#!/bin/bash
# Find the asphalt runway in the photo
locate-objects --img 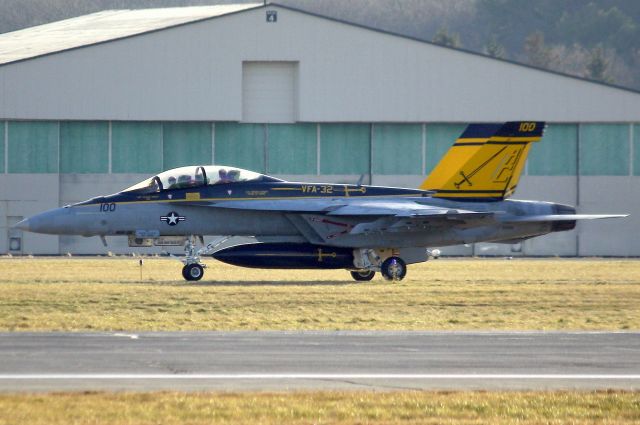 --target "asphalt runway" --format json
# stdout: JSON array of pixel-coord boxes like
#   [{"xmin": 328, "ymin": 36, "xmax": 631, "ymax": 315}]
[{"xmin": 0, "ymin": 331, "xmax": 638, "ymax": 392}]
